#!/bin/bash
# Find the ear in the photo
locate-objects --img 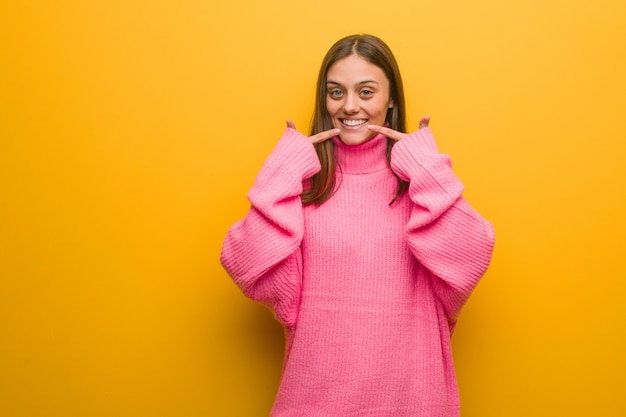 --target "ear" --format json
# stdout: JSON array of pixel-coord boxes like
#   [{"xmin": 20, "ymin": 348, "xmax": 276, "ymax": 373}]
[{"xmin": 388, "ymin": 98, "xmax": 394, "ymax": 109}]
